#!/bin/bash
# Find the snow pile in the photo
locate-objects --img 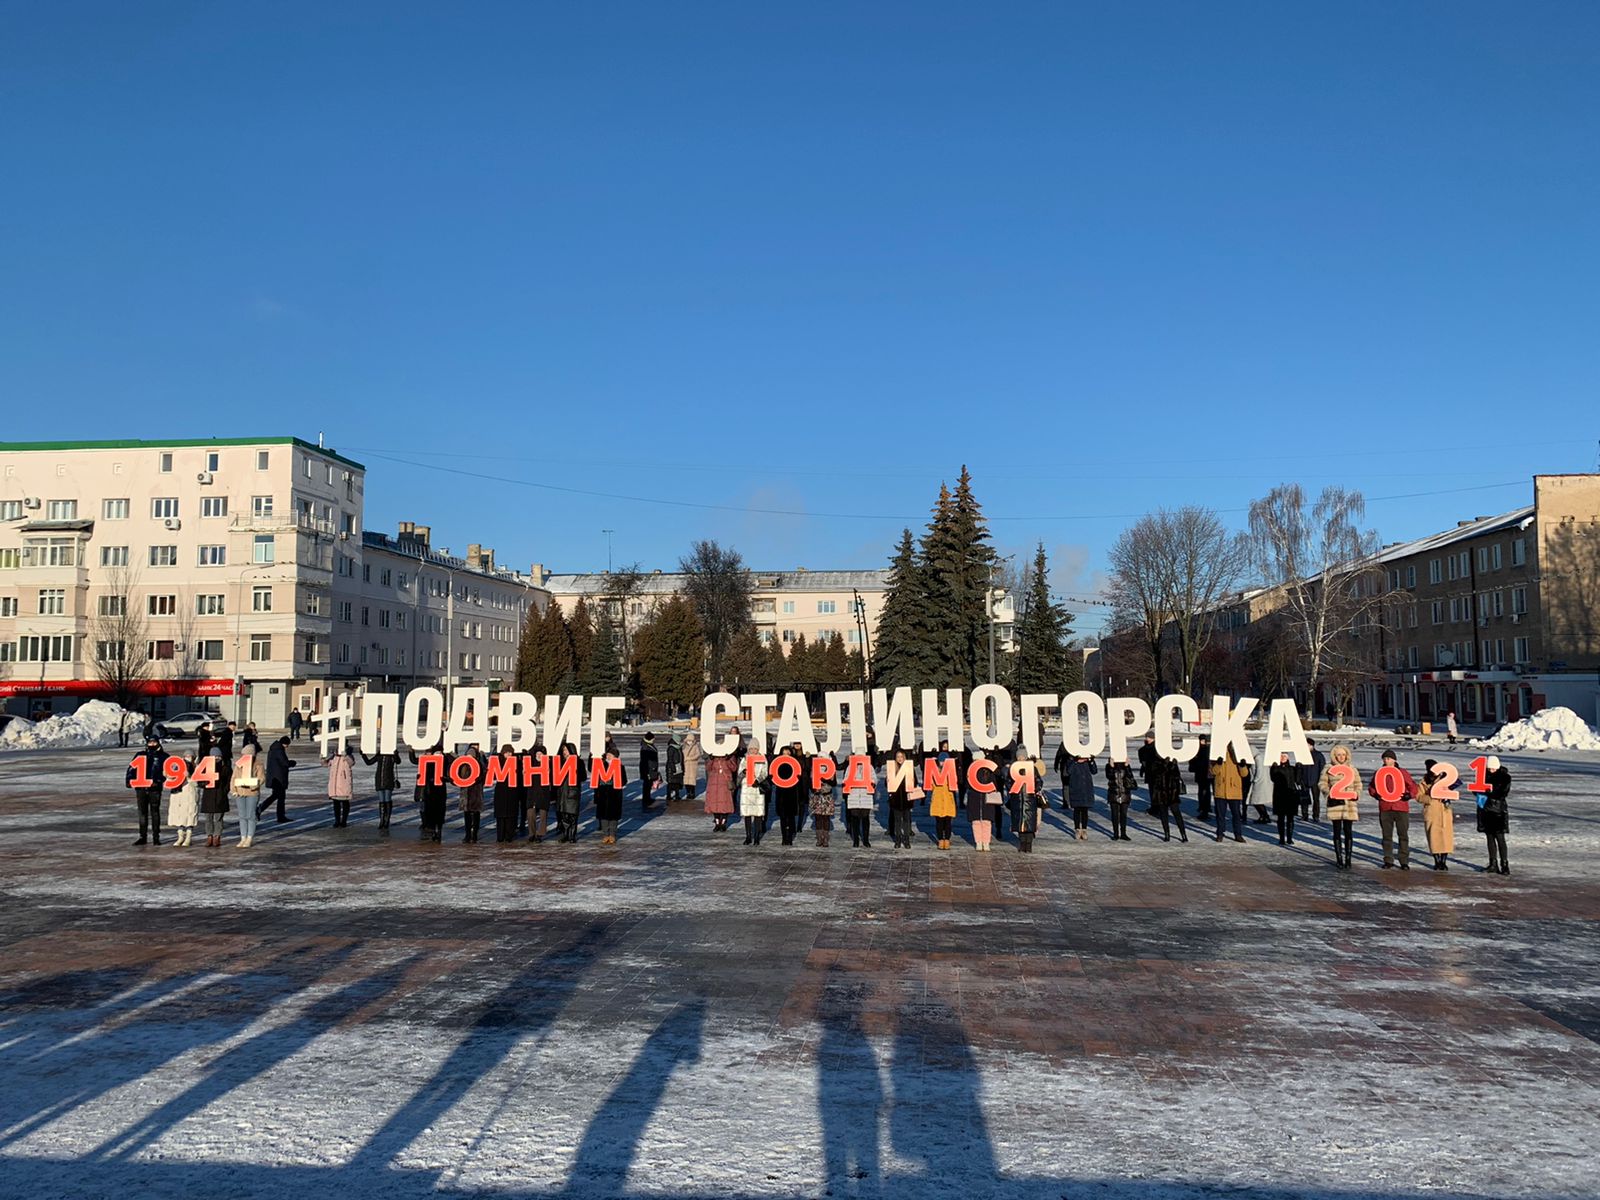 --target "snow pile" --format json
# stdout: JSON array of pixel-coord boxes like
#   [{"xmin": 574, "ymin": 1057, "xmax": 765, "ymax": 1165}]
[
  {"xmin": 1474, "ymin": 707, "xmax": 1600, "ymax": 753},
  {"xmin": 0, "ymin": 700, "xmax": 146, "ymax": 750}
]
